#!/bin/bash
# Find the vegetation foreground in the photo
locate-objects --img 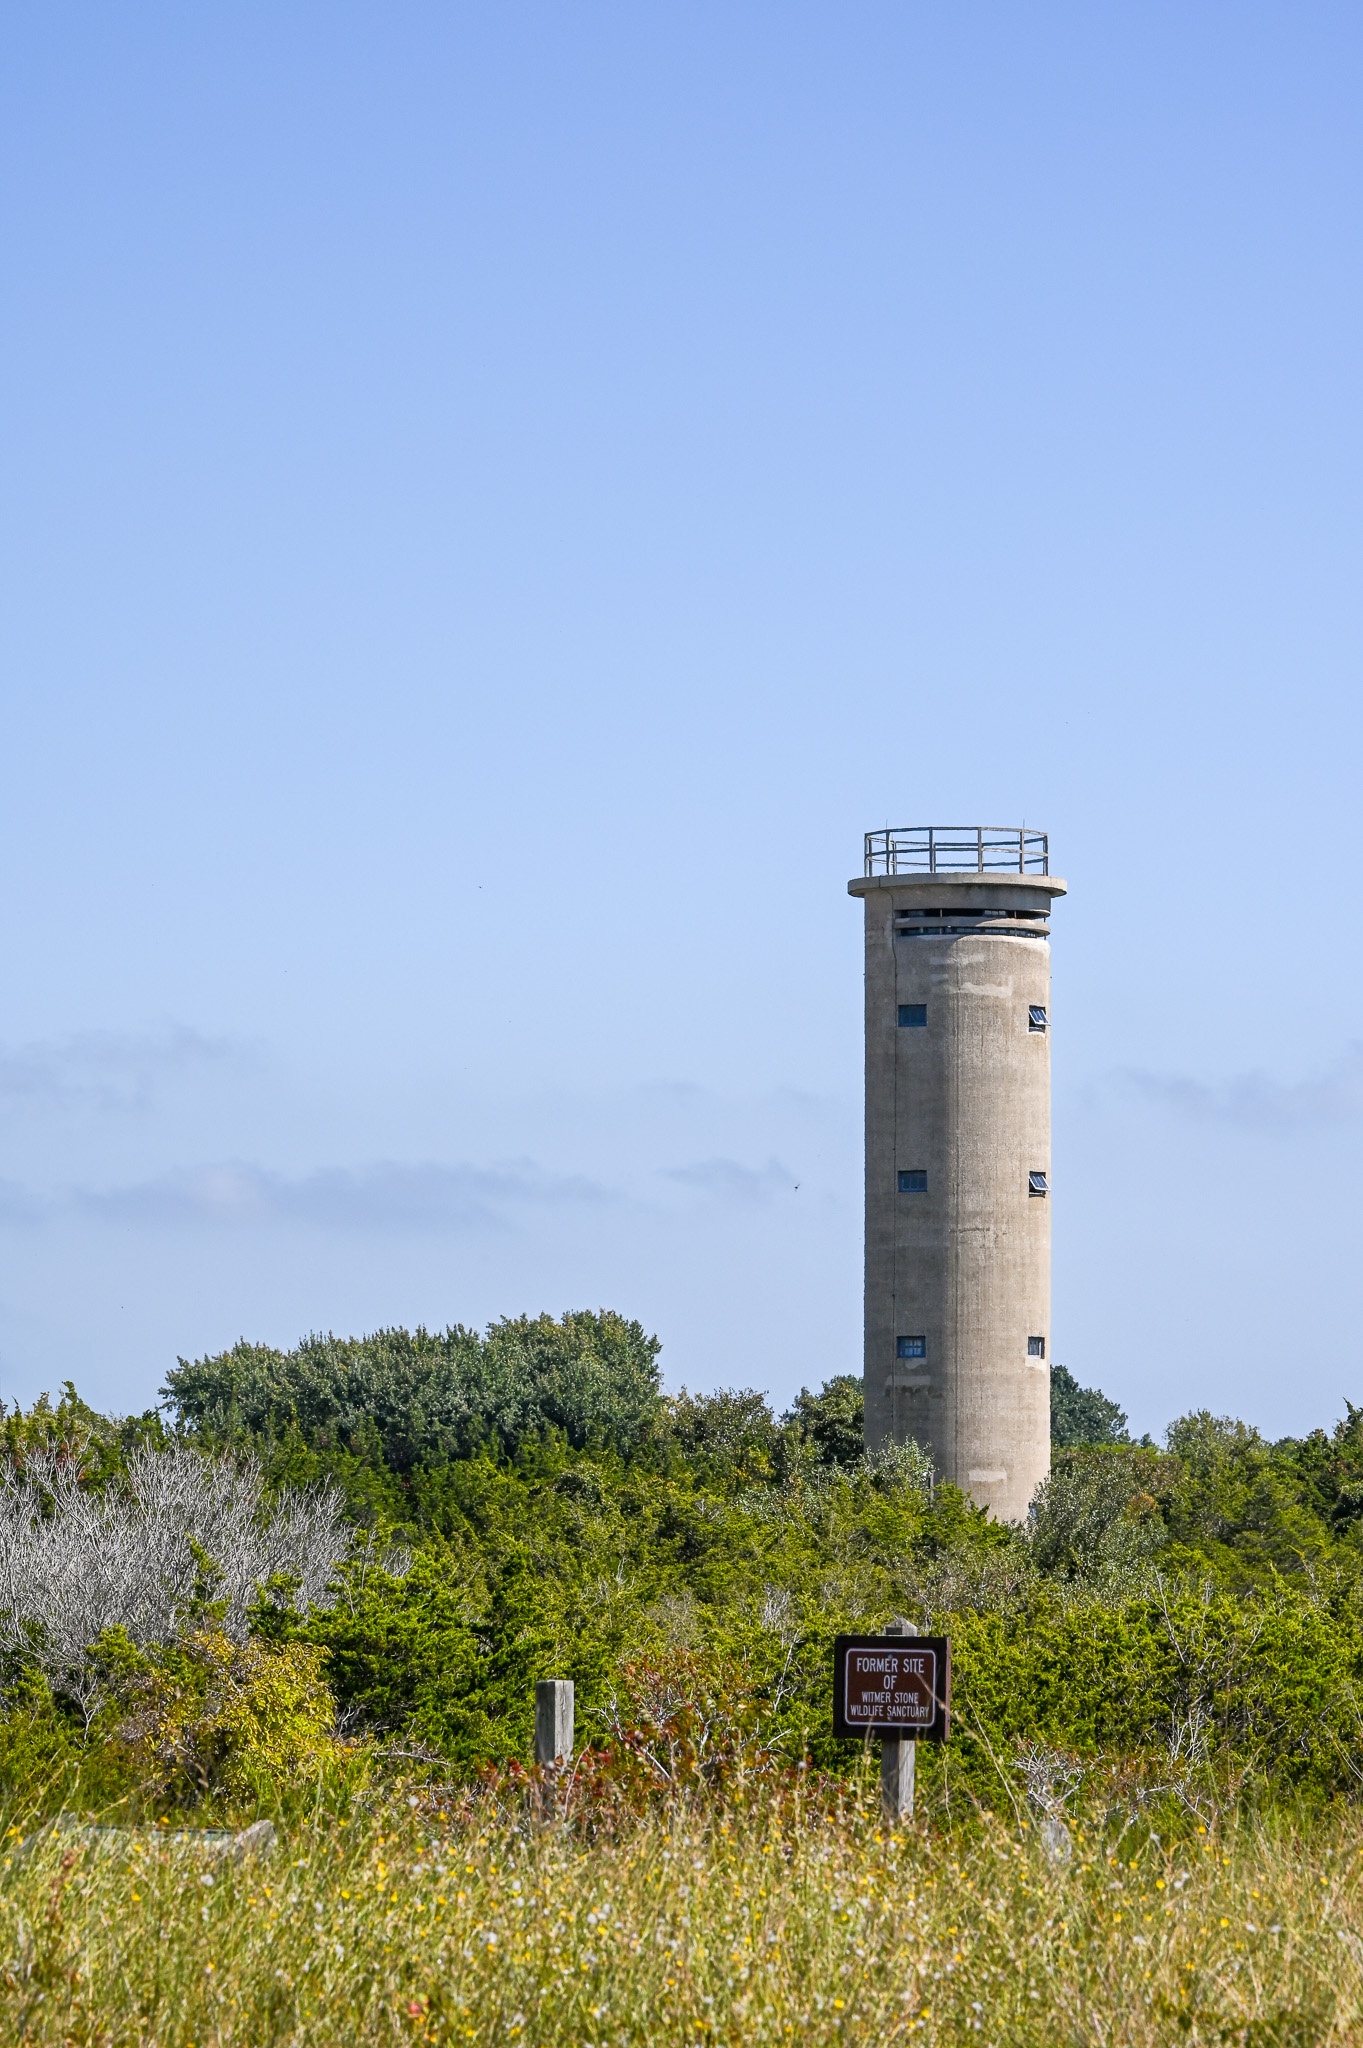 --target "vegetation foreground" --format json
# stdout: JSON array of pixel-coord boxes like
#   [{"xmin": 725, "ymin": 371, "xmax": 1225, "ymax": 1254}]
[
  {"xmin": 7, "ymin": 1785, "xmax": 1358, "ymax": 2039},
  {"xmin": 6, "ymin": 1310, "xmax": 1363, "ymax": 2039},
  {"xmin": 5, "ymin": 1788, "xmax": 1363, "ymax": 2046}
]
